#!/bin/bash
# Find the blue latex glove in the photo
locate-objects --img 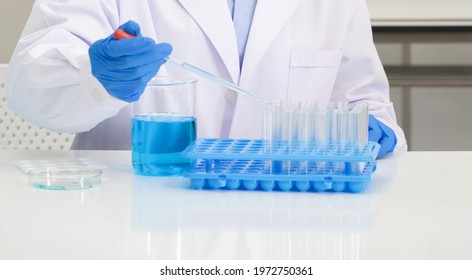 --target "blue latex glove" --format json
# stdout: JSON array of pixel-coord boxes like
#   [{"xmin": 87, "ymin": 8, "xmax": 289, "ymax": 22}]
[
  {"xmin": 89, "ymin": 20, "xmax": 172, "ymax": 102},
  {"xmin": 368, "ymin": 114, "xmax": 397, "ymax": 158}
]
